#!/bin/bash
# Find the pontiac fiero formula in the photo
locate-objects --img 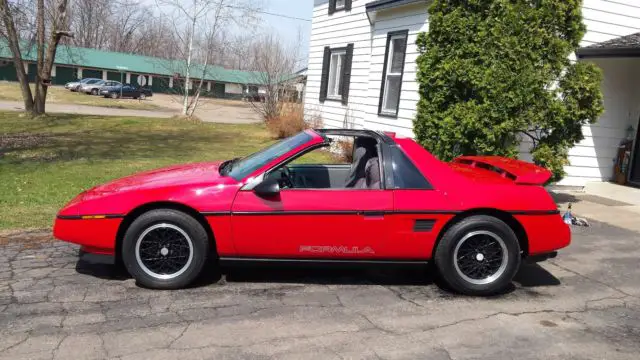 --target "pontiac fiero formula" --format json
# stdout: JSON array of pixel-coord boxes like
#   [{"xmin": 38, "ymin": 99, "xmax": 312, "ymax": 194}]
[{"xmin": 54, "ymin": 129, "xmax": 570, "ymax": 295}]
